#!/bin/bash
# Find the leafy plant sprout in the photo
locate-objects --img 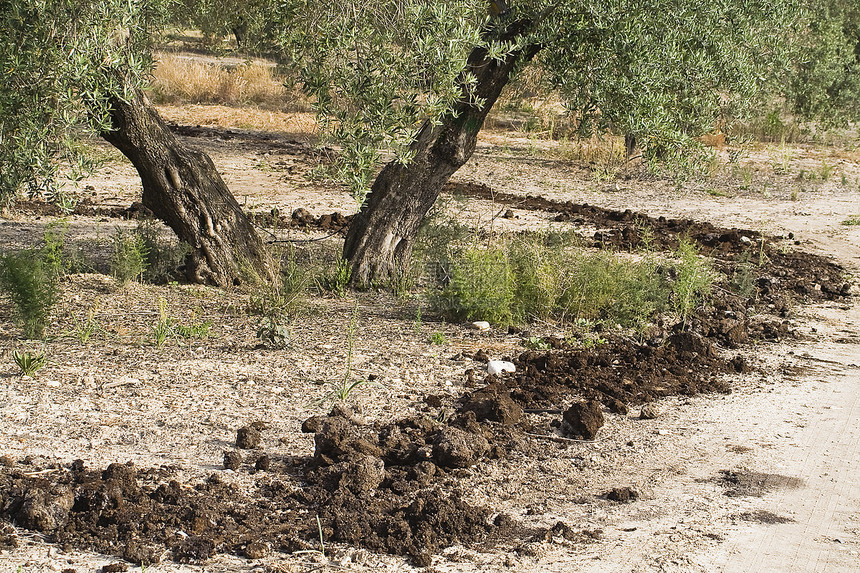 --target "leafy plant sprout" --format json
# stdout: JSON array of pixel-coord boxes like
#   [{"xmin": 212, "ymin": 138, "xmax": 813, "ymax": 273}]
[
  {"xmin": 13, "ymin": 349, "xmax": 47, "ymax": 377},
  {"xmin": 310, "ymin": 302, "xmax": 381, "ymax": 407},
  {"xmin": 151, "ymin": 297, "xmax": 172, "ymax": 347}
]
